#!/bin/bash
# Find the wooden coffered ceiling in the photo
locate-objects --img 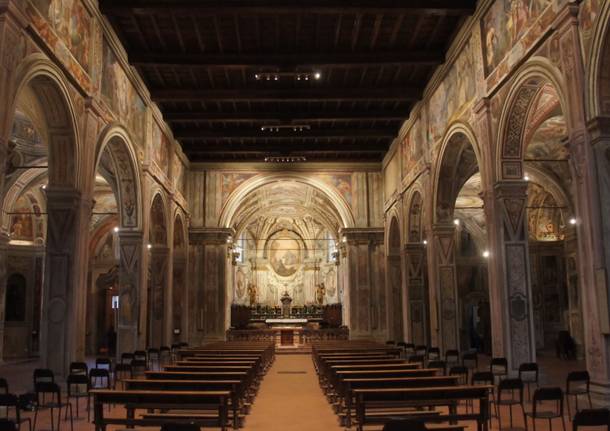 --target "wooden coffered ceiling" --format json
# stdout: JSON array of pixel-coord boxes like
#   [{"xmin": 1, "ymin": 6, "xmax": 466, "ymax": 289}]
[{"xmin": 99, "ymin": 0, "xmax": 476, "ymax": 162}]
